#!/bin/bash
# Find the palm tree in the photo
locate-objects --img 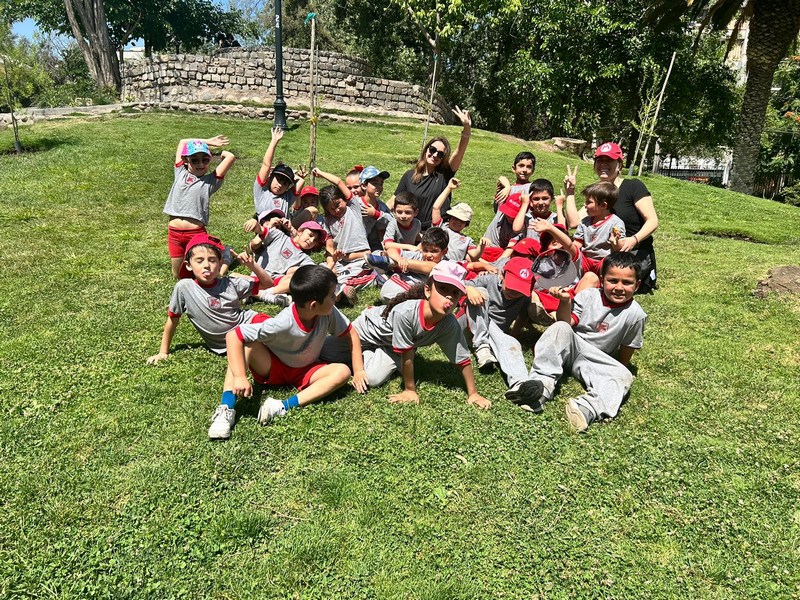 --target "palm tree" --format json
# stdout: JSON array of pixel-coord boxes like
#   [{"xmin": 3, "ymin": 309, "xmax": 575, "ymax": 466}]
[{"xmin": 649, "ymin": 0, "xmax": 800, "ymax": 195}]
